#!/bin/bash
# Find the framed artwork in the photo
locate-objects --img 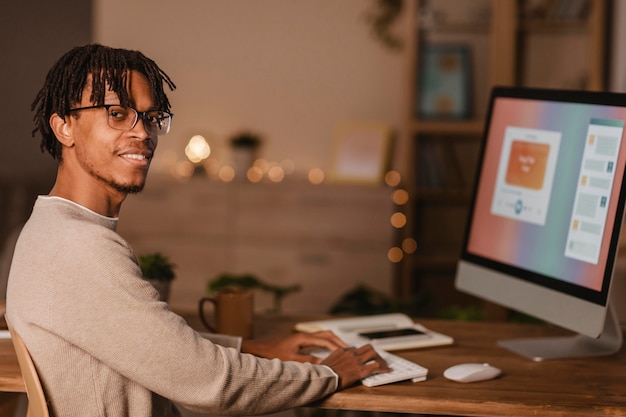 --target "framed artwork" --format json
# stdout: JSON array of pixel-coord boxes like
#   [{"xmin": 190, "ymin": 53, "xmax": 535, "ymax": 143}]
[
  {"xmin": 417, "ymin": 44, "xmax": 472, "ymax": 119},
  {"xmin": 329, "ymin": 122, "xmax": 392, "ymax": 185}
]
